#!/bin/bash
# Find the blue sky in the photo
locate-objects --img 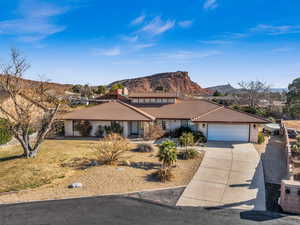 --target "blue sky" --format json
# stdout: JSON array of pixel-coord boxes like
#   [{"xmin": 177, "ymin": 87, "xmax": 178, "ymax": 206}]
[{"xmin": 0, "ymin": 0, "xmax": 299, "ymax": 88}]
